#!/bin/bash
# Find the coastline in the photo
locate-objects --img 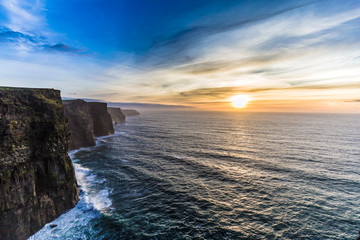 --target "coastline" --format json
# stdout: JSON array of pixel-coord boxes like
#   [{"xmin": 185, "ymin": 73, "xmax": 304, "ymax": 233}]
[
  {"xmin": 28, "ymin": 133, "xmax": 118, "ymax": 240},
  {"xmin": 26, "ymin": 98, "xmax": 138, "ymax": 239},
  {"xmin": 0, "ymin": 88, "xmax": 80, "ymax": 240},
  {"xmin": 27, "ymin": 111, "xmax": 360, "ymax": 239}
]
